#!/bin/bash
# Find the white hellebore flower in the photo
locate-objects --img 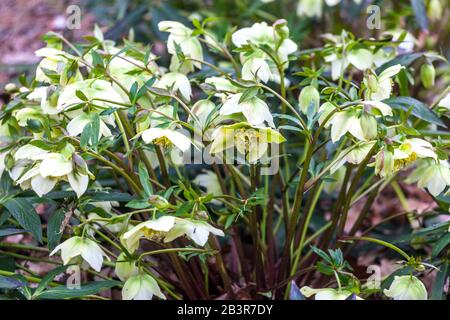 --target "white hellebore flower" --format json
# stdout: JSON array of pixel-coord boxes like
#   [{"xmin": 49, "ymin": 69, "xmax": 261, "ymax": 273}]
[
  {"xmin": 437, "ymin": 92, "xmax": 450, "ymax": 110},
  {"xmin": 193, "ymin": 170, "xmax": 222, "ymax": 204},
  {"xmin": 12, "ymin": 144, "xmax": 91, "ymax": 198},
  {"xmin": 330, "ymin": 141, "xmax": 376, "ymax": 174},
  {"xmin": 364, "ymin": 65, "xmax": 403, "ymax": 101},
  {"xmin": 158, "ymin": 21, "xmax": 203, "ymax": 74},
  {"xmin": 220, "ymin": 93, "xmax": 275, "ymax": 128},
  {"xmin": 141, "ymin": 127, "xmax": 192, "ymax": 152},
  {"xmin": 121, "ymin": 216, "xmax": 176, "ymax": 253},
  {"xmin": 210, "ymin": 122, "xmax": 285, "ymax": 163},
  {"xmin": 325, "ymin": 48, "xmax": 373, "ymax": 81},
  {"xmin": 155, "ymin": 72, "xmax": 192, "ymax": 101},
  {"xmin": 57, "ymin": 79, "xmax": 125, "ymax": 112},
  {"xmin": 122, "ymin": 273, "xmax": 166, "ymax": 300},
  {"xmin": 115, "ymin": 252, "xmax": 138, "ymax": 281},
  {"xmin": 300, "ymin": 286, "xmax": 362, "ymax": 300},
  {"xmin": 383, "ymin": 275, "xmax": 428, "ymax": 300},
  {"xmin": 406, "ymin": 159, "xmax": 450, "ymax": 196},
  {"xmin": 326, "ymin": 101, "xmax": 392, "ymax": 143},
  {"xmin": 50, "ymin": 236, "xmax": 108, "ymax": 272},
  {"xmin": 165, "ymin": 219, "xmax": 225, "ymax": 247},
  {"xmin": 241, "ymin": 56, "xmax": 272, "ymax": 83},
  {"xmin": 35, "ymin": 47, "xmax": 80, "ymax": 84},
  {"xmin": 297, "ymin": 0, "xmax": 362, "ymax": 18}
]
